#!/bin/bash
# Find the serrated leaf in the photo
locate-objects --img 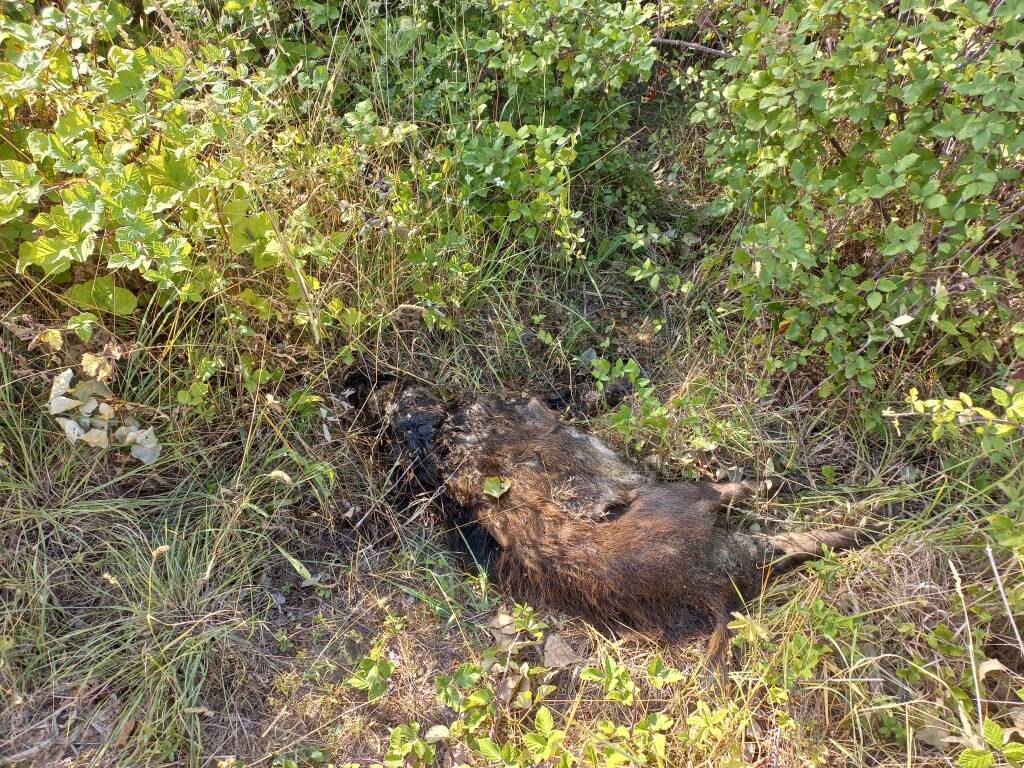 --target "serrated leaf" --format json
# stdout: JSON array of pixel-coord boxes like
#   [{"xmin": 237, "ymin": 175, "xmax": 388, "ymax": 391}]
[
  {"xmin": 1003, "ymin": 741, "xmax": 1024, "ymax": 765},
  {"xmin": 535, "ymin": 705, "xmax": 554, "ymax": 737},
  {"xmin": 983, "ymin": 718, "xmax": 1004, "ymax": 750},
  {"xmin": 67, "ymin": 313, "xmax": 98, "ymax": 342},
  {"xmin": 228, "ymin": 212, "xmax": 273, "ymax": 254},
  {"xmin": 992, "ymin": 388, "xmax": 1010, "ymax": 407},
  {"xmin": 18, "ymin": 236, "xmax": 75, "ymax": 276},
  {"xmin": 958, "ymin": 748, "xmax": 995, "ymax": 768}
]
